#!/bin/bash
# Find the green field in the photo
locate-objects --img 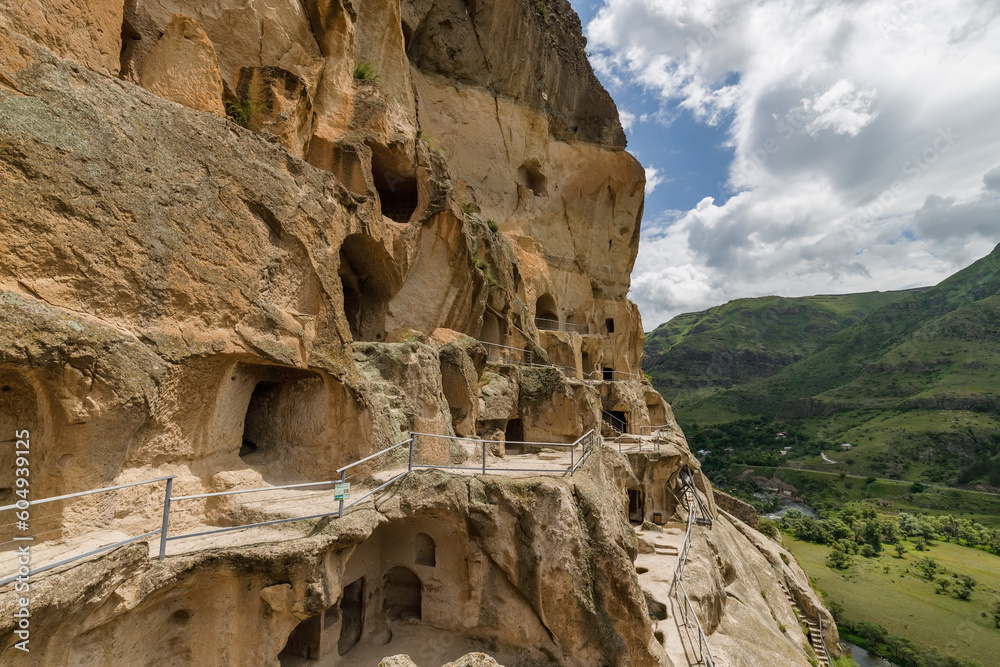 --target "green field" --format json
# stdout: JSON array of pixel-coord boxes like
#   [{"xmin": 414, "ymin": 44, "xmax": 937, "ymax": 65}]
[{"xmin": 785, "ymin": 535, "xmax": 1000, "ymax": 666}]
